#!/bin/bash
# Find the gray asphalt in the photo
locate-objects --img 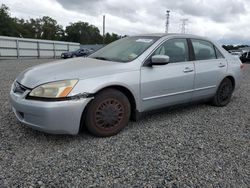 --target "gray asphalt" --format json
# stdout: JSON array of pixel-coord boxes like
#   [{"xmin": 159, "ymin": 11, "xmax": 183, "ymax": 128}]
[{"xmin": 0, "ymin": 59, "xmax": 249, "ymax": 187}]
